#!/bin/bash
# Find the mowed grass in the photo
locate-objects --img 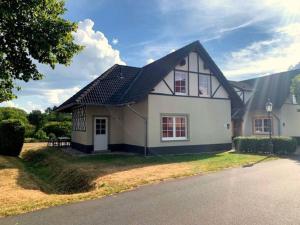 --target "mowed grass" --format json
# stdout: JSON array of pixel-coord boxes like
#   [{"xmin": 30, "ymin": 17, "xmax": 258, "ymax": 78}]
[{"xmin": 0, "ymin": 143, "xmax": 277, "ymax": 217}]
